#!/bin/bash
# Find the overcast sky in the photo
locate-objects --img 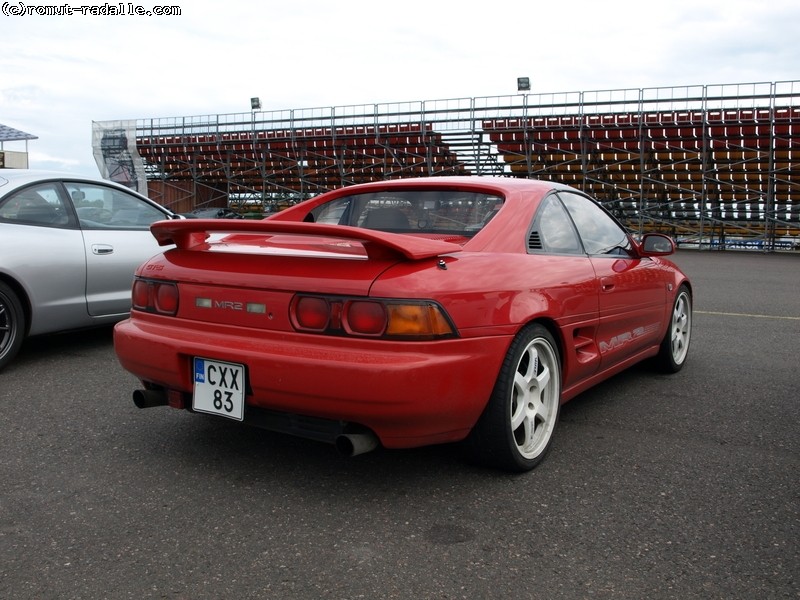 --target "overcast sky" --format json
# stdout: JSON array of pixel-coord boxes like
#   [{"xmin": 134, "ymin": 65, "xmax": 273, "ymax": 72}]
[{"xmin": 1, "ymin": 0, "xmax": 798, "ymax": 176}]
